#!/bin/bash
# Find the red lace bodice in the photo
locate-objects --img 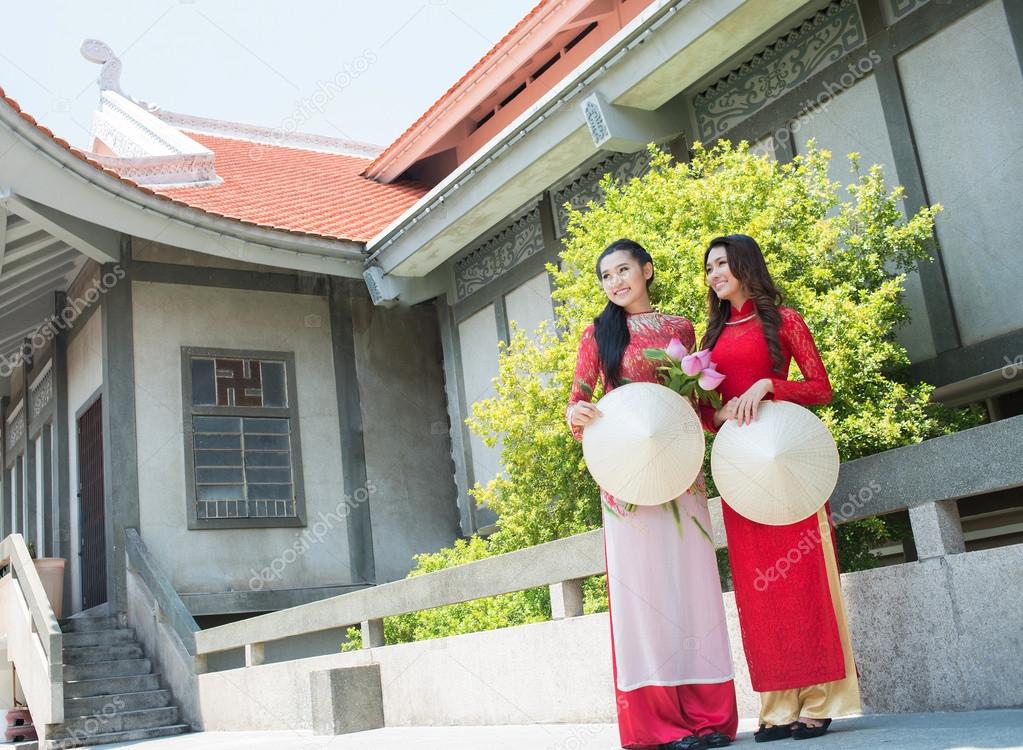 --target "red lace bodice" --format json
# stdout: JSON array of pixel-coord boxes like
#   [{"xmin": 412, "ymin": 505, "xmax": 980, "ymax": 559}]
[
  {"xmin": 567, "ymin": 311, "xmax": 695, "ymax": 441},
  {"xmin": 702, "ymin": 300, "xmax": 832, "ymax": 428}
]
